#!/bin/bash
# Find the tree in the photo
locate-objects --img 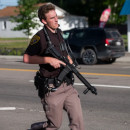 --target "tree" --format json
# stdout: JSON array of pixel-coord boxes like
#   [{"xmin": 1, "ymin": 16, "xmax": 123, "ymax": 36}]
[
  {"xmin": 38, "ymin": 0, "xmax": 126, "ymax": 26},
  {"xmin": 107, "ymin": 0, "xmax": 126, "ymax": 24},
  {"xmin": 11, "ymin": 0, "xmax": 39, "ymax": 36}
]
